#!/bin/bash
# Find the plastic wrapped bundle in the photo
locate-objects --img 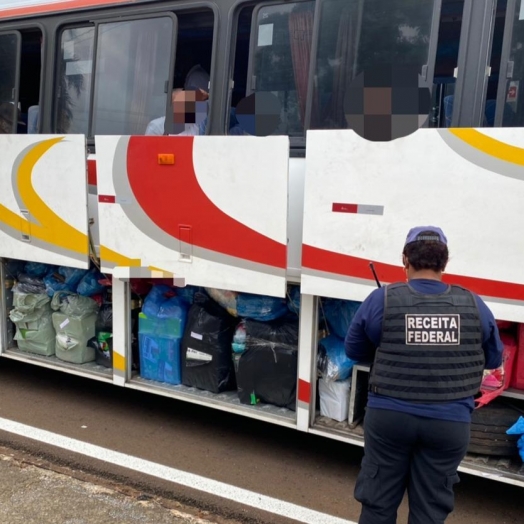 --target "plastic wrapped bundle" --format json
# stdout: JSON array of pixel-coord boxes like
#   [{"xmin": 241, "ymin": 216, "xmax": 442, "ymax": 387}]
[
  {"xmin": 244, "ymin": 316, "xmax": 299, "ymax": 346},
  {"xmin": 236, "ymin": 316, "xmax": 299, "ymax": 410},
  {"xmin": 175, "ymin": 285, "xmax": 204, "ymax": 306},
  {"xmin": 181, "ymin": 292, "xmax": 237, "ymax": 393},
  {"xmin": 24, "ymin": 261, "xmax": 54, "ymax": 277},
  {"xmin": 77, "ymin": 268, "xmax": 106, "ymax": 297},
  {"xmin": 287, "ymin": 285, "xmax": 301, "ymax": 315},
  {"xmin": 318, "ymin": 334, "xmax": 356, "ymax": 382},
  {"xmin": 9, "ymin": 288, "xmax": 56, "ymax": 356},
  {"xmin": 15, "ymin": 274, "xmax": 47, "ymax": 295},
  {"xmin": 232, "ymin": 321, "xmax": 247, "ymax": 353},
  {"xmin": 142, "ymin": 285, "xmax": 177, "ymax": 319},
  {"xmin": 204, "ymin": 288, "xmax": 238, "ymax": 317},
  {"xmin": 44, "ymin": 267, "xmax": 89, "ymax": 297},
  {"xmin": 236, "ymin": 292, "xmax": 288, "ymax": 321},
  {"xmin": 322, "ymin": 298, "xmax": 362, "ymax": 339},
  {"xmin": 93, "ymin": 303, "xmax": 113, "ymax": 368},
  {"xmin": 51, "ymin": 291, "xmax": 100, "ymax": 363},
  {"xmin": 139, "ymin": 286, "xmax": 188, "ymax": 385},
  {"xmin": 319, "ymin": 378, "xmax": 351, "ymax": 422},
  {"xmin": 237, "ymin": 343, "xmax": 298, "ymax": 410}
]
